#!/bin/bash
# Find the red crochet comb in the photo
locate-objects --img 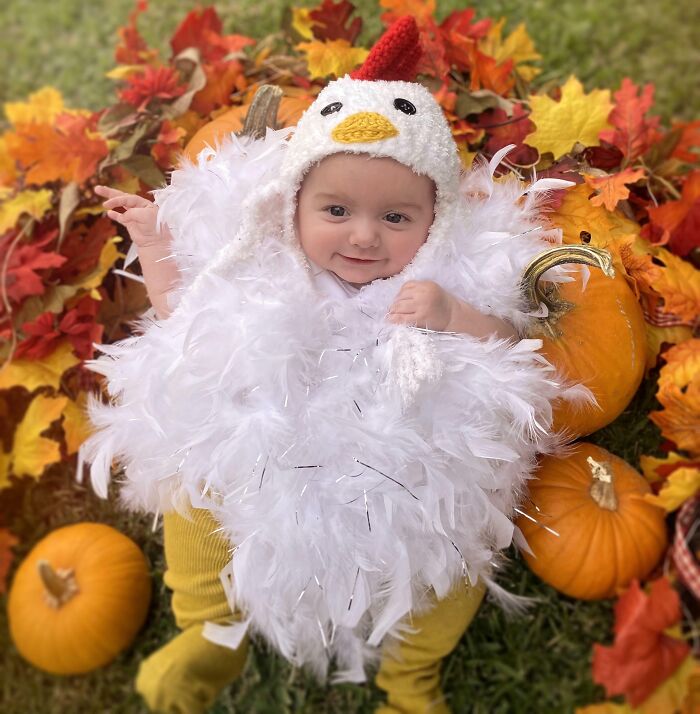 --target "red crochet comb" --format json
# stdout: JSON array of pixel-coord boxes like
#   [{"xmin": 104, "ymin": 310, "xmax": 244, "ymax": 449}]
[{"xmin": 350, "ymin": 16, "xmax": 422, "ymax": 82}]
